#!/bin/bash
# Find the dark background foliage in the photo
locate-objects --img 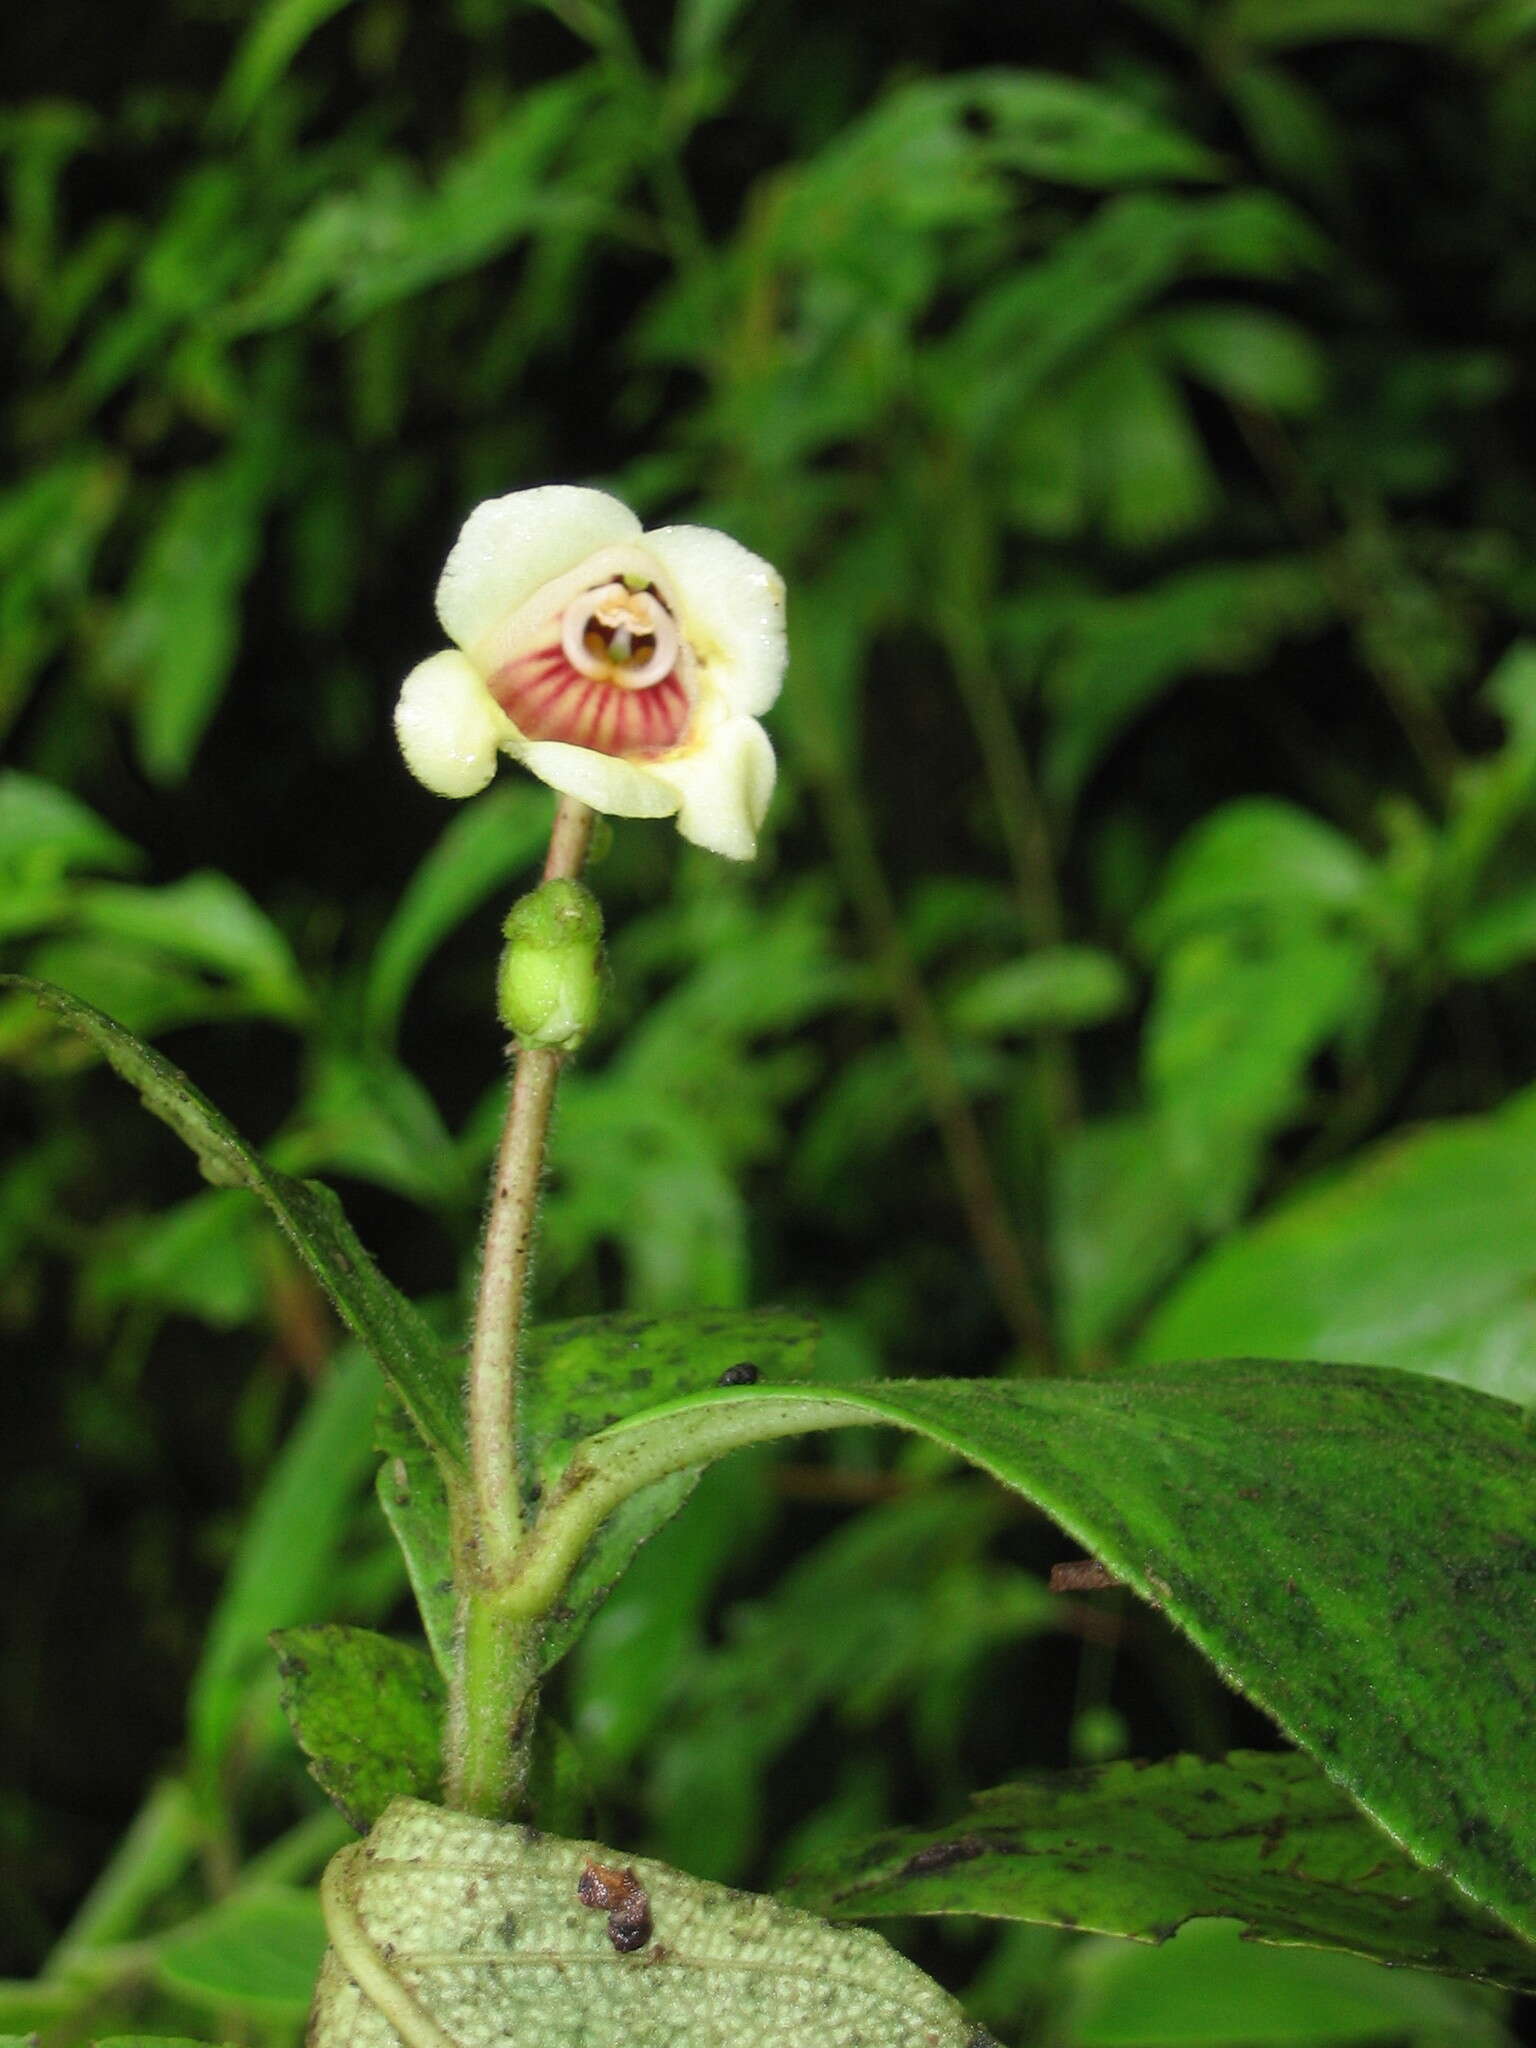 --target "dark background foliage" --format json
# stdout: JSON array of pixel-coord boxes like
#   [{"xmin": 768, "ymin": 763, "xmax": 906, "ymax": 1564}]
[{"xmin": 5, "ymin": 0, "xmax": 1536, "ymax": 2038}]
